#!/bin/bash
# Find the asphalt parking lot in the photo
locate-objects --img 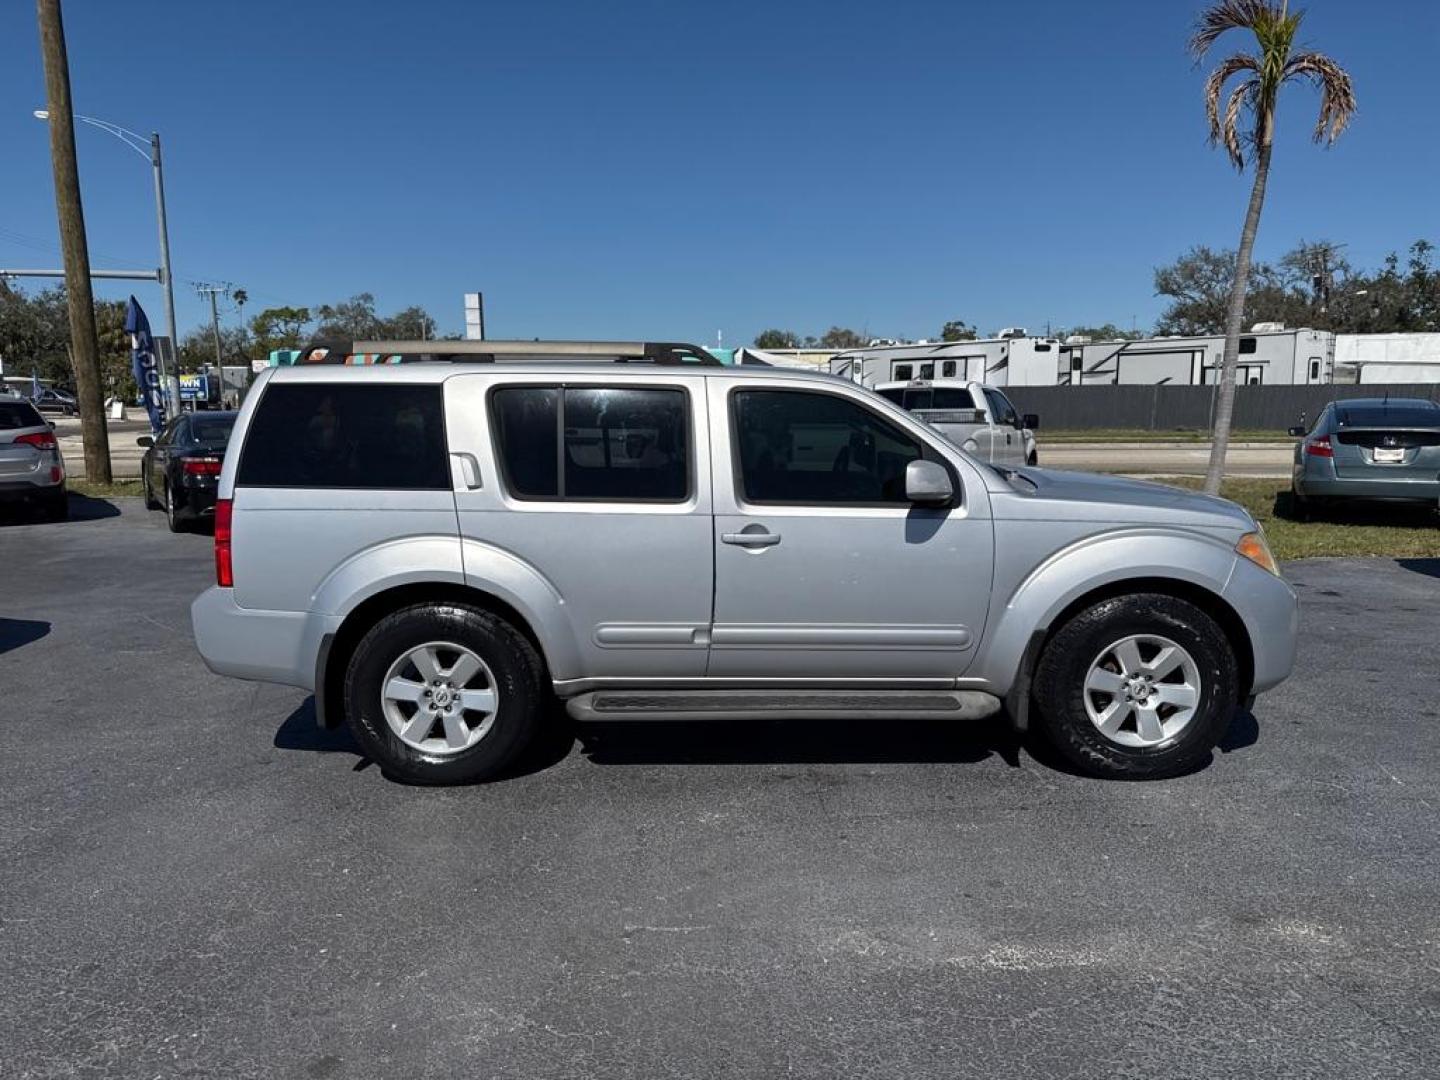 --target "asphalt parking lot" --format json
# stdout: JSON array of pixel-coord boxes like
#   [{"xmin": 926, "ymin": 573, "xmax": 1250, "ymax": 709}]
[{"xmin": 3, "ymin": 499, "xmax": 1439, "ymax": 1079}]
